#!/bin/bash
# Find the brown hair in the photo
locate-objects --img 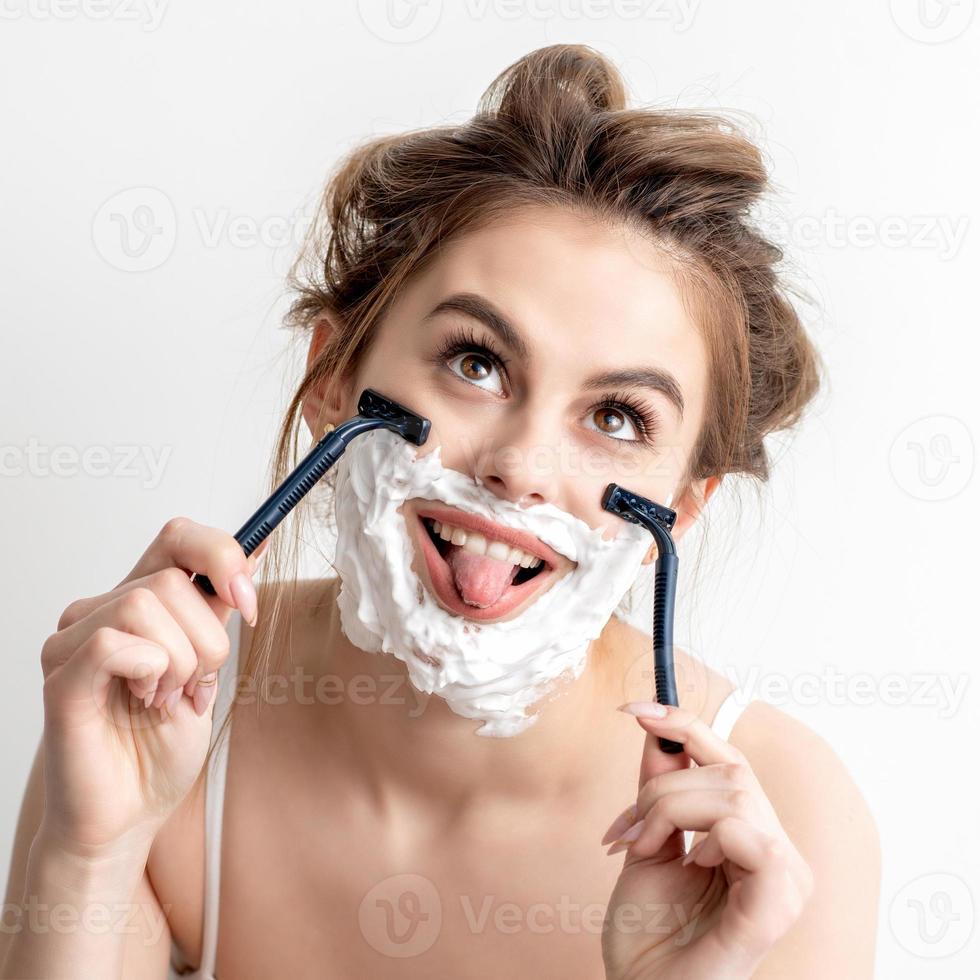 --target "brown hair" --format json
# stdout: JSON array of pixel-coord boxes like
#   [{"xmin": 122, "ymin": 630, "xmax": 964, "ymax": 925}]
[{"xmin": 210, "ymin": 43, "xmax": 823, "ymax": 751}]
